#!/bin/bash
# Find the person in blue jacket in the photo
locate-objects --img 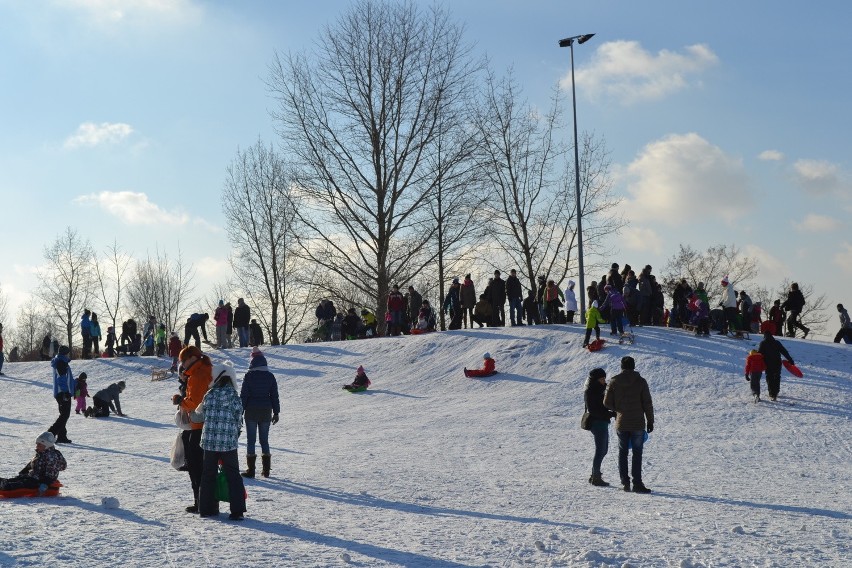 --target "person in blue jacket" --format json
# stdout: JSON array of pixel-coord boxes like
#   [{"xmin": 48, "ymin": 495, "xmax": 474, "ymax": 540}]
[
  {"xmin": 239, "ymin": 347, "xmax": 280, "ymax": 478},
  {"xmin": 80, "ymin": 309, "xmax": 92, "ymax": 359},
  {"xmin": 49, "ymin": 346, "xmax": 76, "ymax": 444}
]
